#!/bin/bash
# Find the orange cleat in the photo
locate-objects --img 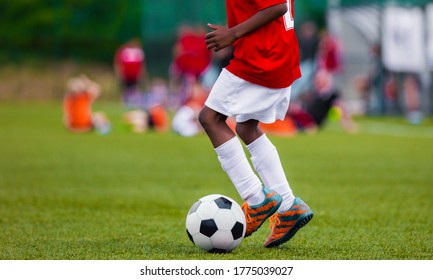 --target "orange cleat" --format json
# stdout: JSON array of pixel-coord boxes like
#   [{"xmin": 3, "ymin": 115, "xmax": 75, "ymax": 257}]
[
  {"xmin": 264, "ymin": 197, "xmax": 313, "ymax": 248},
  {"xmin": 242, "ymin": 187, "xmax": 282, "ymax": 238}
]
